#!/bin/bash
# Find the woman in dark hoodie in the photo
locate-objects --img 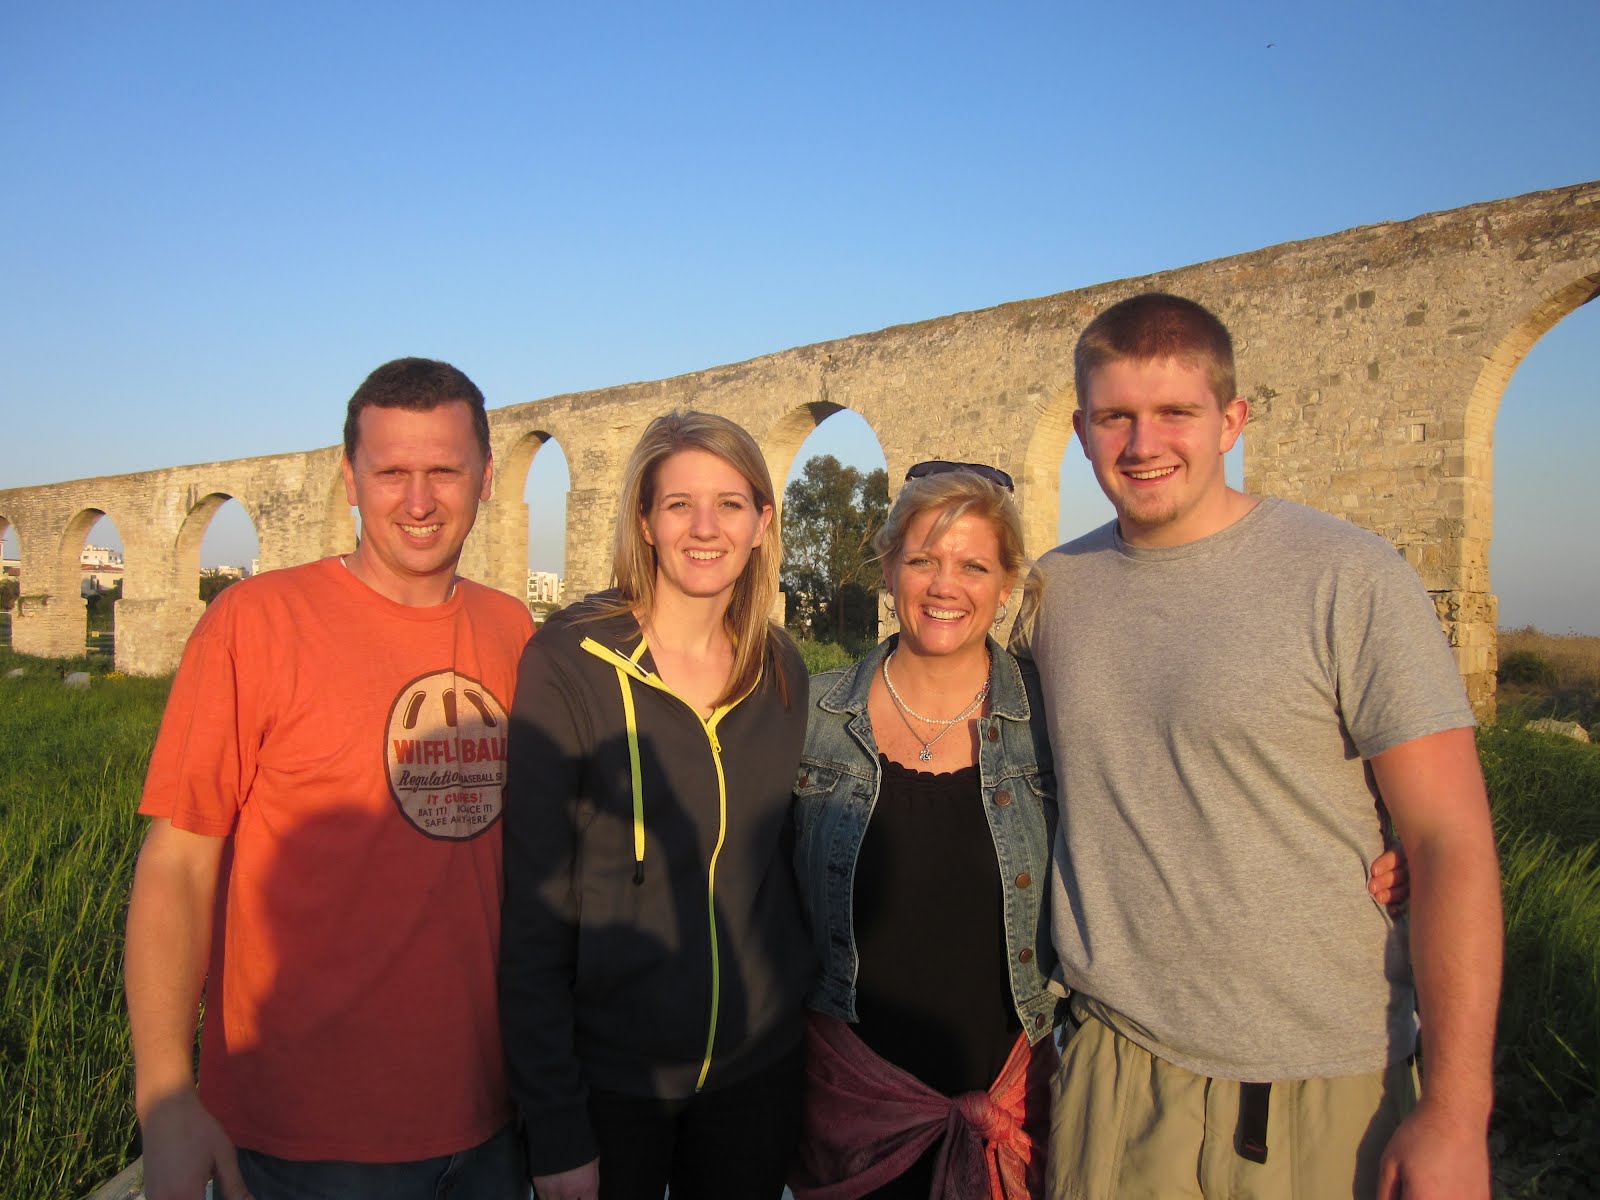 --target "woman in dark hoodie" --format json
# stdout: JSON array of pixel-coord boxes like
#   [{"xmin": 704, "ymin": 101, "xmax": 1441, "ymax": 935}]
[{"xmin": 500, "ymin": 411, "xmax": 813, "ymax": 1200}]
